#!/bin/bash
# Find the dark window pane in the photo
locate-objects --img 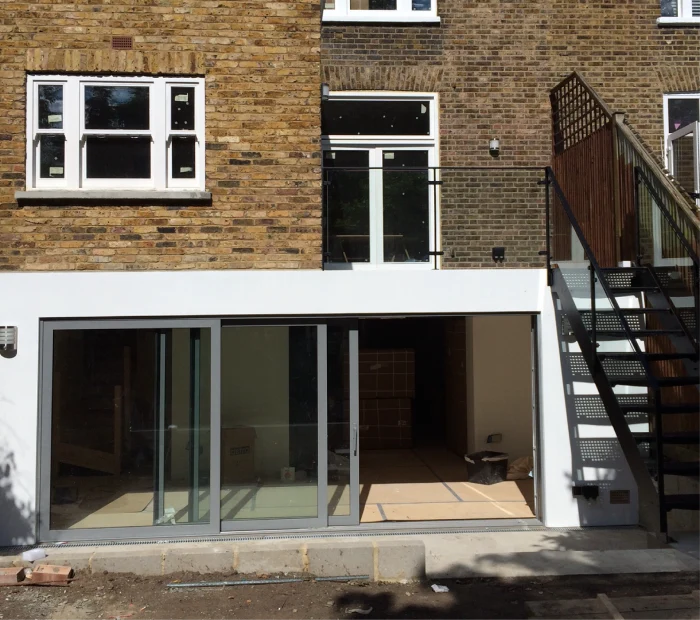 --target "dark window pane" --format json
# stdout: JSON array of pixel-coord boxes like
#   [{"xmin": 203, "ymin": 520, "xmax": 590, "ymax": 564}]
[
  {"xmin": 86, "ymin": 137, "xmax": 151, "ymax": 178},
  {"xmin": 350, "ymin": 0, "xmax": 396, "ymax": 8},
  {"xmin": 172, "ymin": 137, "xmax": 196, "ymax": 179},
  {"xmin": 668, "ymin": 98, "xmax": 699, "ymax": 133},
  {"xmin": 412, "ymin": 0, "xmax": 431, "ymax": 10},
  {"xmin": 671, "ymin": 135, "xmax": 696, "ymax": 192},
  {"xmin": 39, "ymin": 135, "xmax": 65, "ymax": 178},
  {"xmin": 171, "ymin": 87, "xmax": 195, "ymax": 130},
  {"xmin": 322, "ymin": 100, "xmax": 430, "ymax": 136},
  {"xmin": 38, "ymin": 85, "xmax": 63, "ymax": 129},
  {"xmin": 85, "ymin": 86, "xmax": 150, "ymax": 130},
  {"xmin": 660, "ymin": 0, "xmax": 678, "ymax": 16},
  {"xmin": 383, "ymin": 150, "xmax": 430, "ymax": 263},
  {"xmin": 324, "ymin": 150, "xmax": 370, "ymax": 263}
]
